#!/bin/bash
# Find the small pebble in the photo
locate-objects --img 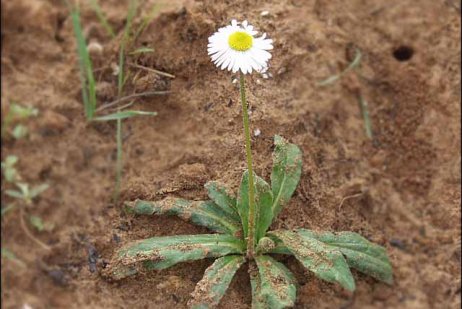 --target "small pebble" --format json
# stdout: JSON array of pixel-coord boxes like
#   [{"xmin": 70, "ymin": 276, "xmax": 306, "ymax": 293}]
[
  {"xmin": 87, "ymin": 41, "xmax": 103, "ymax": 55},
  {"xmin": 111, "ymin": 63, "xmax": 120, "ymax": 76},
  {"xmin": 260, "ymin": 11, "xmax": 270, "ymax": 17},
  {"xmin": 254, "ymin": 128, "xmax": 261, "ymax": 137},
  {"xmin": 390, "ymin": 238, "xmax": 407, "ymax": 251},
  {"xmin": 232, "ymin": 78, "xmax": 238, "ymax": 84}
]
